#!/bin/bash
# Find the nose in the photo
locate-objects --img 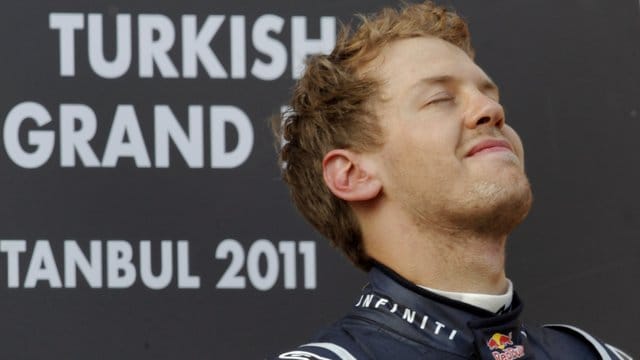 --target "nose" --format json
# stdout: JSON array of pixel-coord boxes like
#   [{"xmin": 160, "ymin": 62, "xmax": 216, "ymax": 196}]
[{"xmin": 464, "ymin": 92, "xmax": 505, "ymax": 129}]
